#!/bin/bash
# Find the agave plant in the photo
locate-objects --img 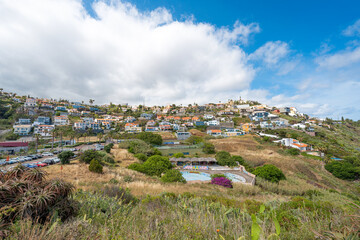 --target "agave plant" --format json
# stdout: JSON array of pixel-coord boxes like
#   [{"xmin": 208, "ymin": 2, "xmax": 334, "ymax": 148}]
[
  {"xmin": 22, "ymin": 168, "xmax": 47, "ymax": 183},
  {"xmin": 0, "ymin": 167, "xmax": 77, "ymax": 225},
  {"xmin": 5, "ymin": 164, "xmax": 27, "ymax": 181}
]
